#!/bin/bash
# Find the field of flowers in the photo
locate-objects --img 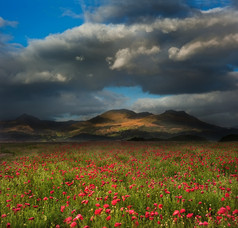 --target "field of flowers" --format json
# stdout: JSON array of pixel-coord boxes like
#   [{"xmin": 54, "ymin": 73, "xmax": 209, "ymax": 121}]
[{"xmin": 0, "ymin": 141, "xmax": 237, "ymax": 227}]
